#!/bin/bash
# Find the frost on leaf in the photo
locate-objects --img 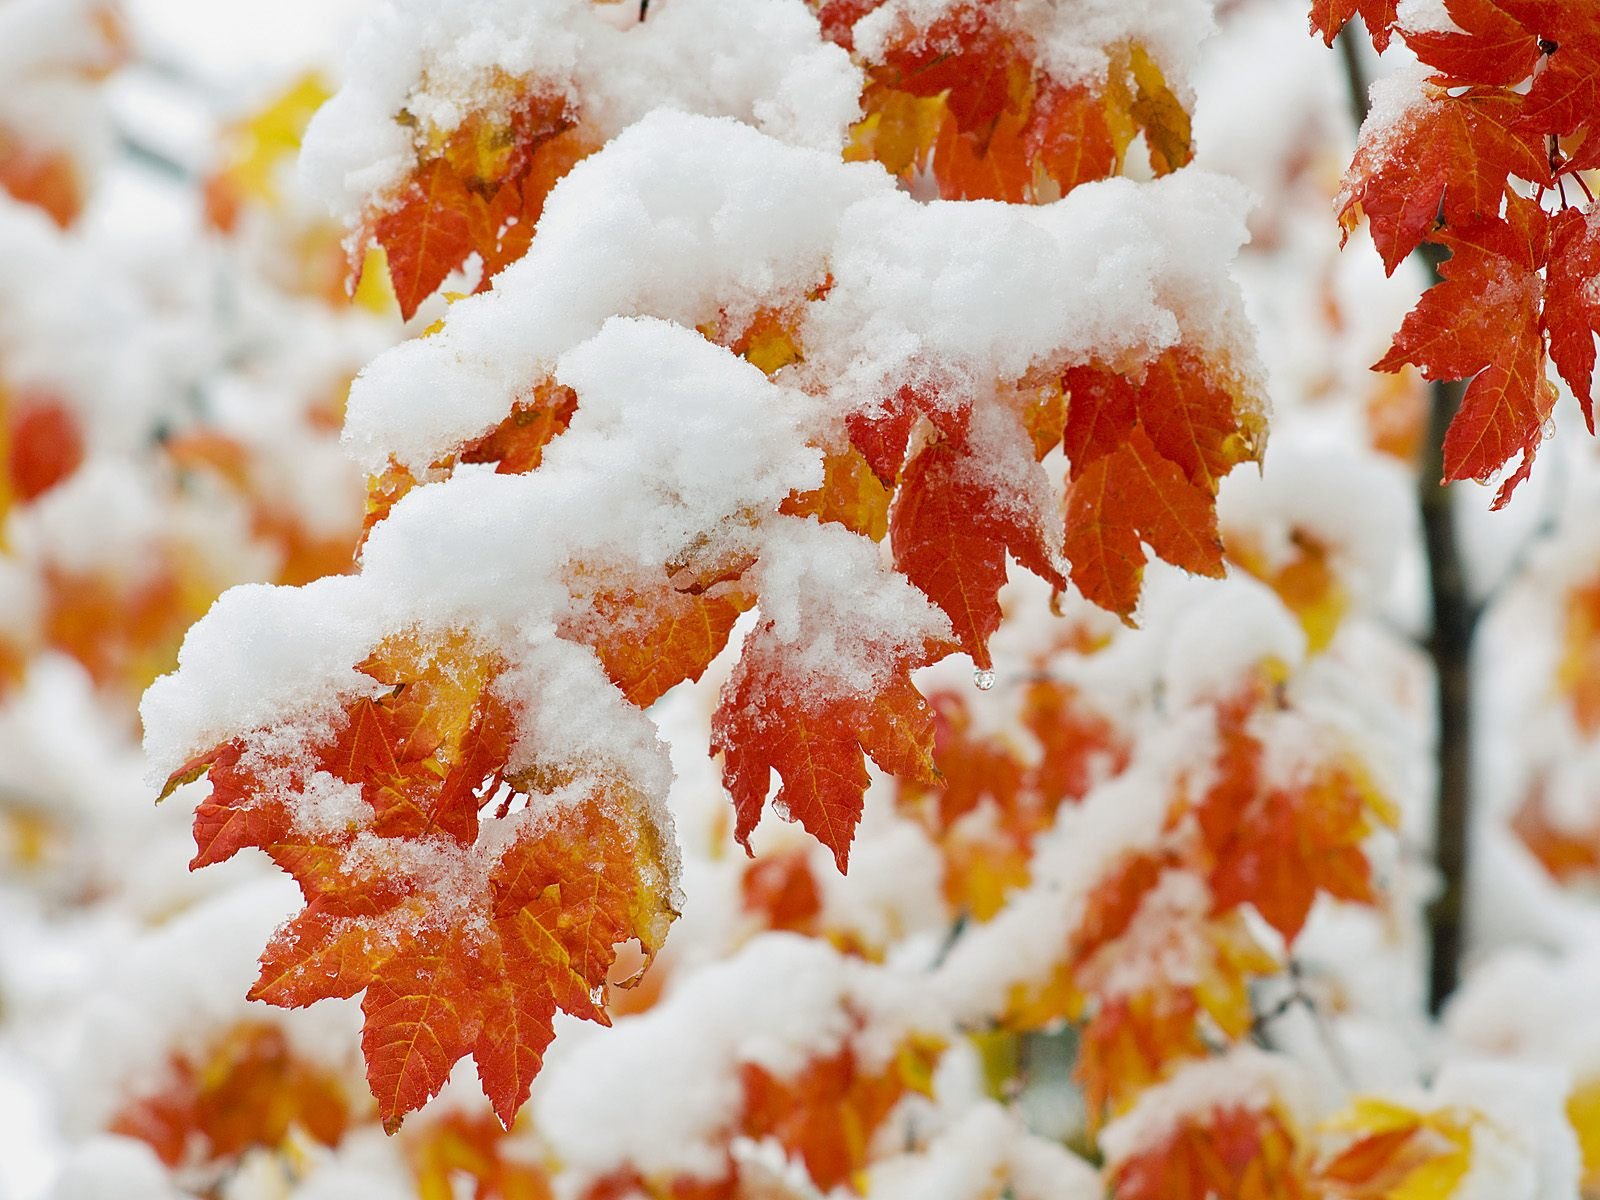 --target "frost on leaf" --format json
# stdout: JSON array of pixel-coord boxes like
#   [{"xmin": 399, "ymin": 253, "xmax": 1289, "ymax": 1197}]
[{"xmin": 162, "ymin": 631, "xmax": 677, "ymax": 1131}]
